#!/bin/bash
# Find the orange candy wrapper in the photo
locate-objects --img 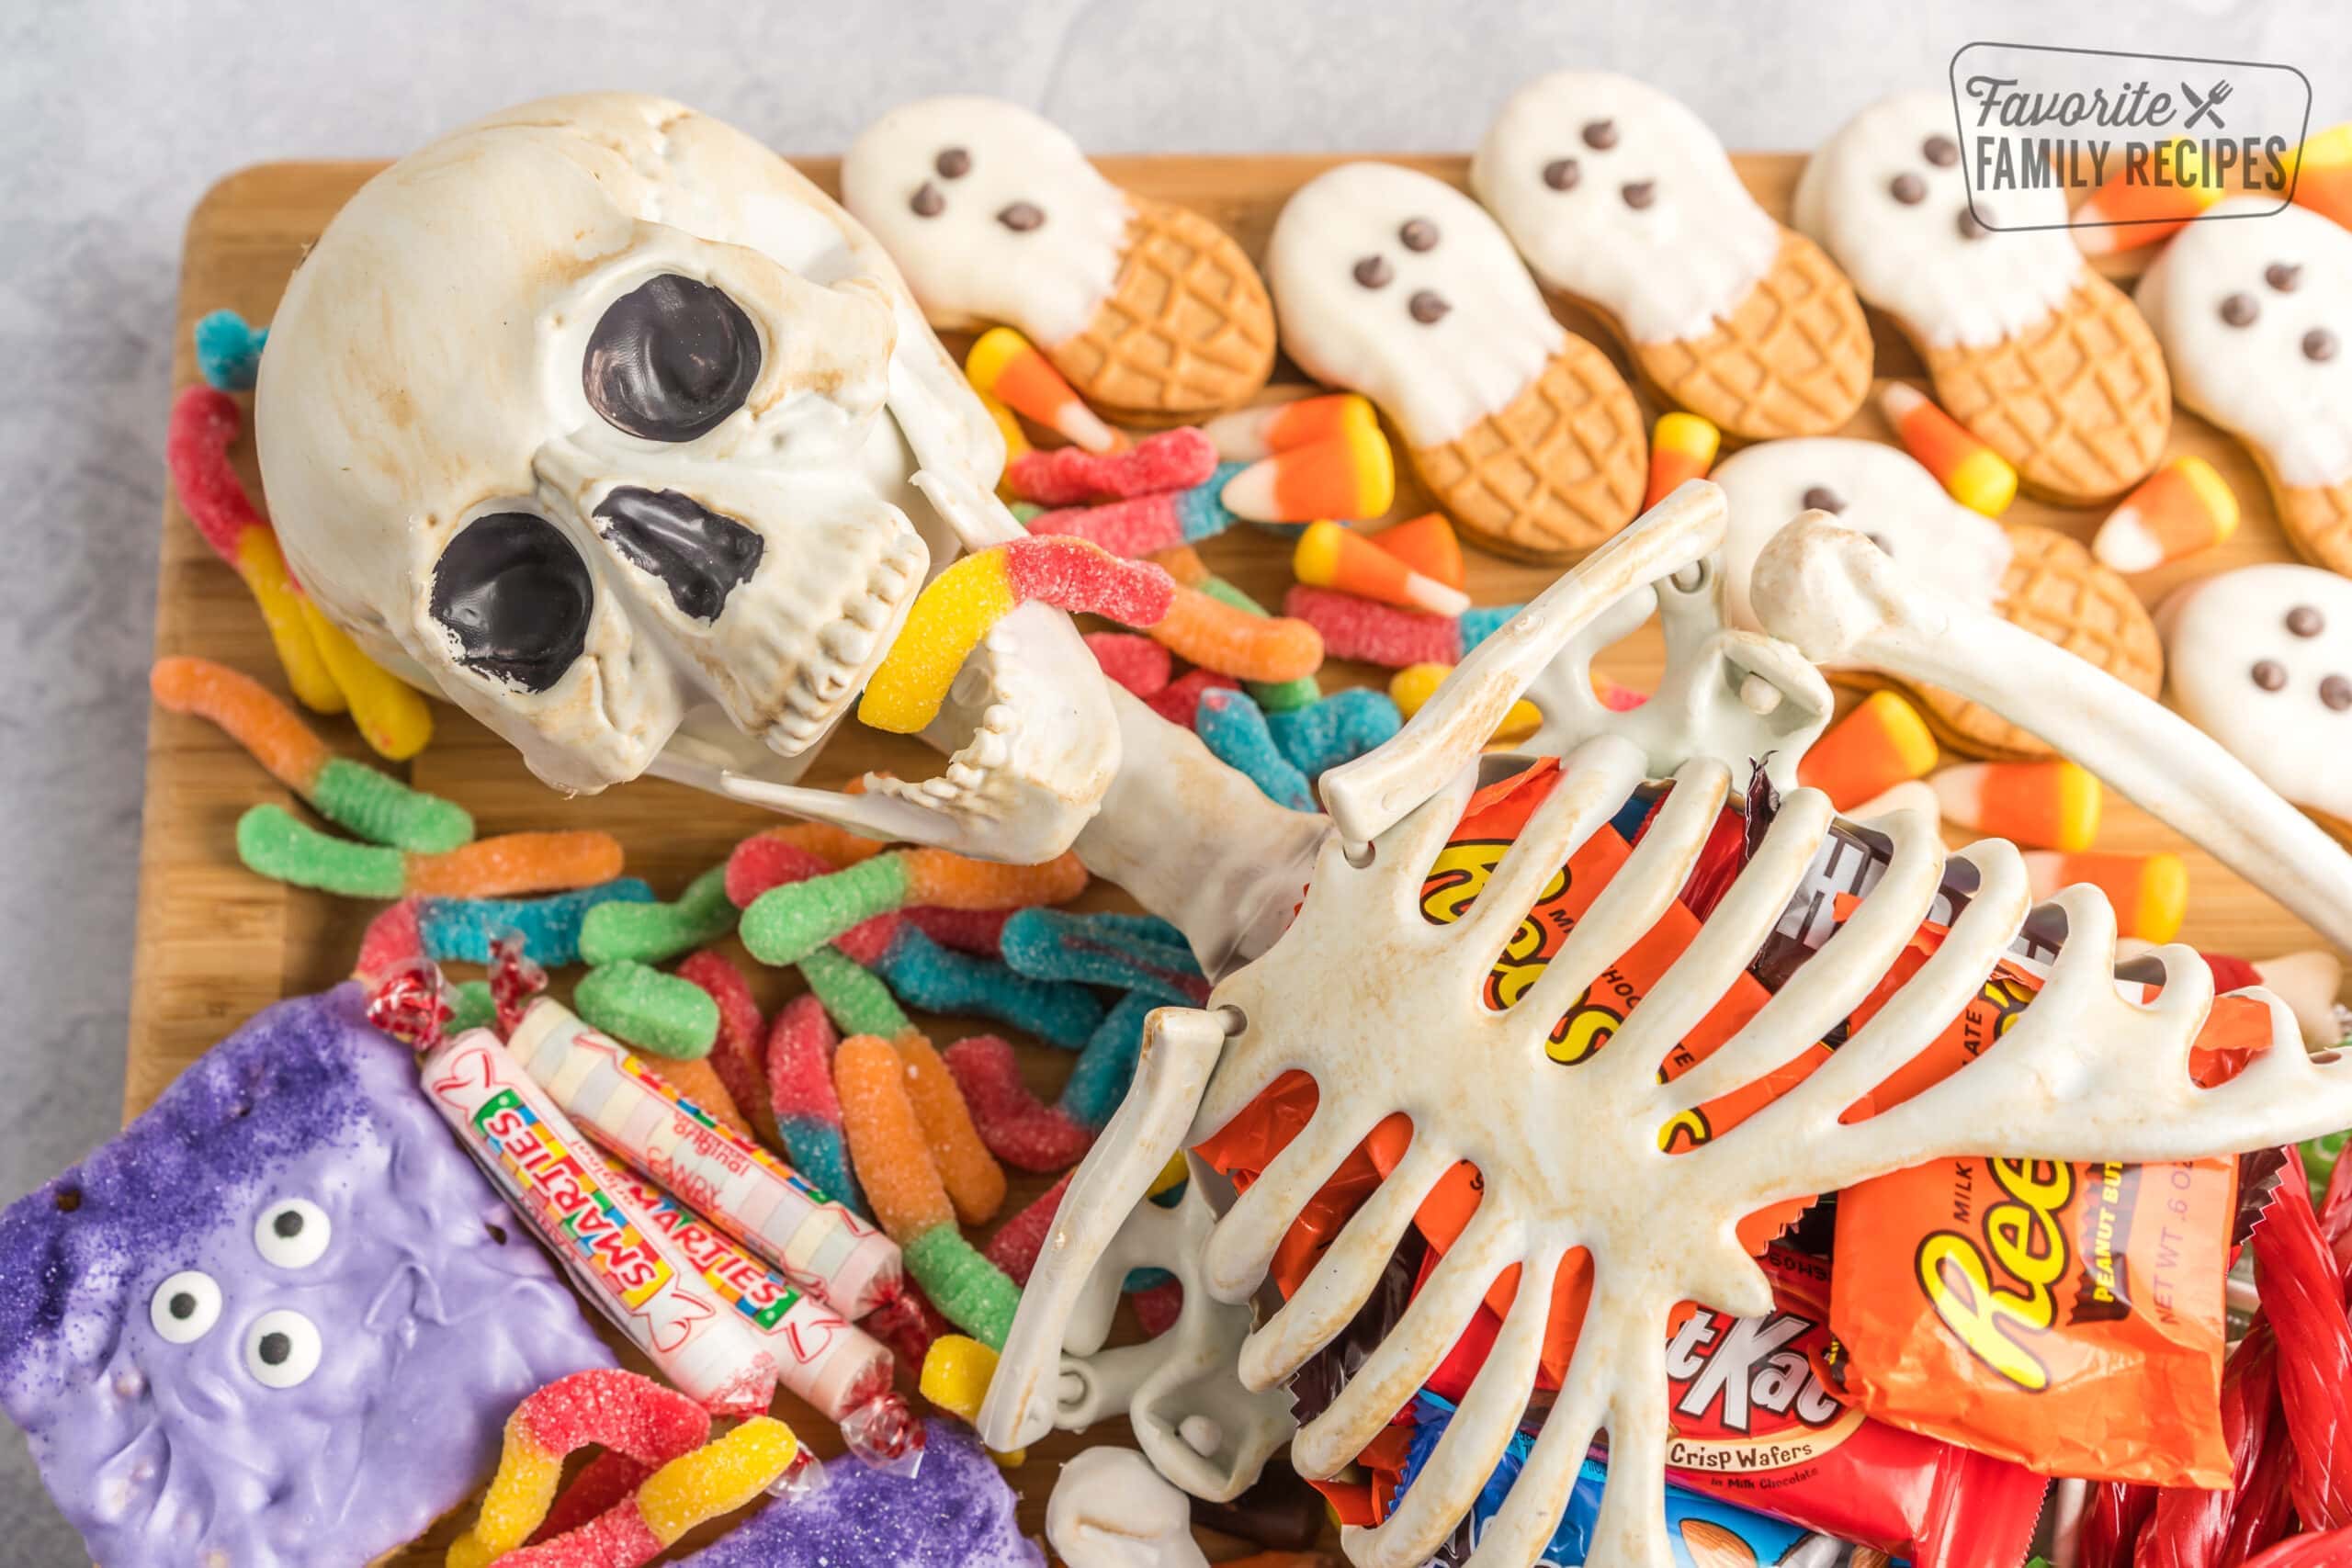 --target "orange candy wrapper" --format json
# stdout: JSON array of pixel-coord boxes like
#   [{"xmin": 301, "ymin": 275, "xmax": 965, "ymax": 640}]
[
  {"xmin": 1200, "ymin": 761, "xmax": 1833, "ymax": 1391},
  {"xmin": 1826, "ymin": 911, "xmax": 2272, "ymax": 1487}
]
